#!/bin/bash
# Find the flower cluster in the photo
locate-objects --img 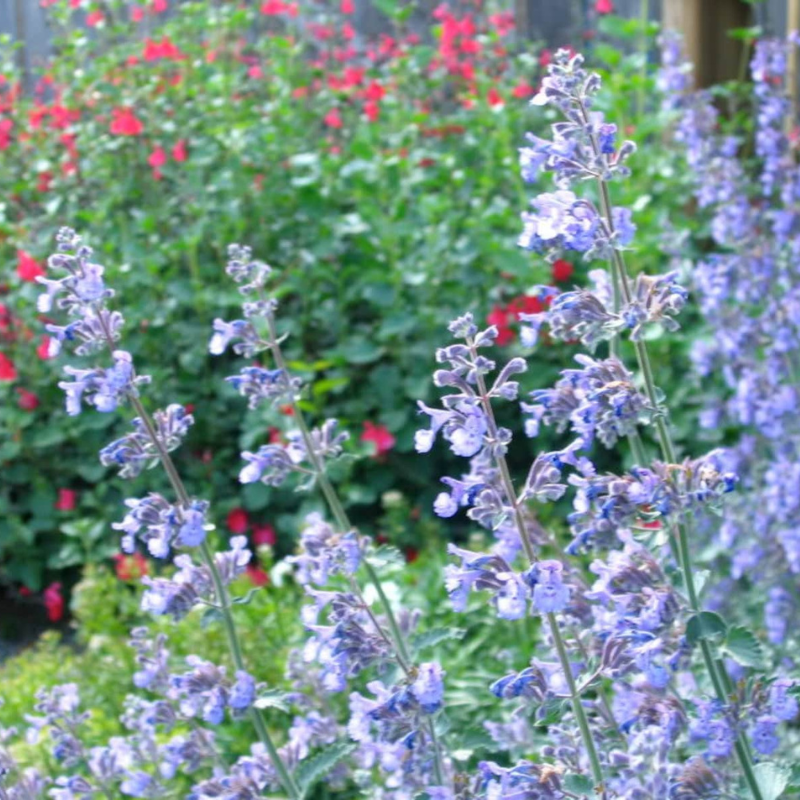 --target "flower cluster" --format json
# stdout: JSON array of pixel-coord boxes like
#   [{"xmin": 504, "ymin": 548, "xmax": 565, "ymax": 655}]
[
  {"xmin": 412, "ymin": 45, "xmax": 799, "ymax": 800},
  {"xmin": 660, "ymin": 32, "xmax": 800, "ymax": 642}
]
